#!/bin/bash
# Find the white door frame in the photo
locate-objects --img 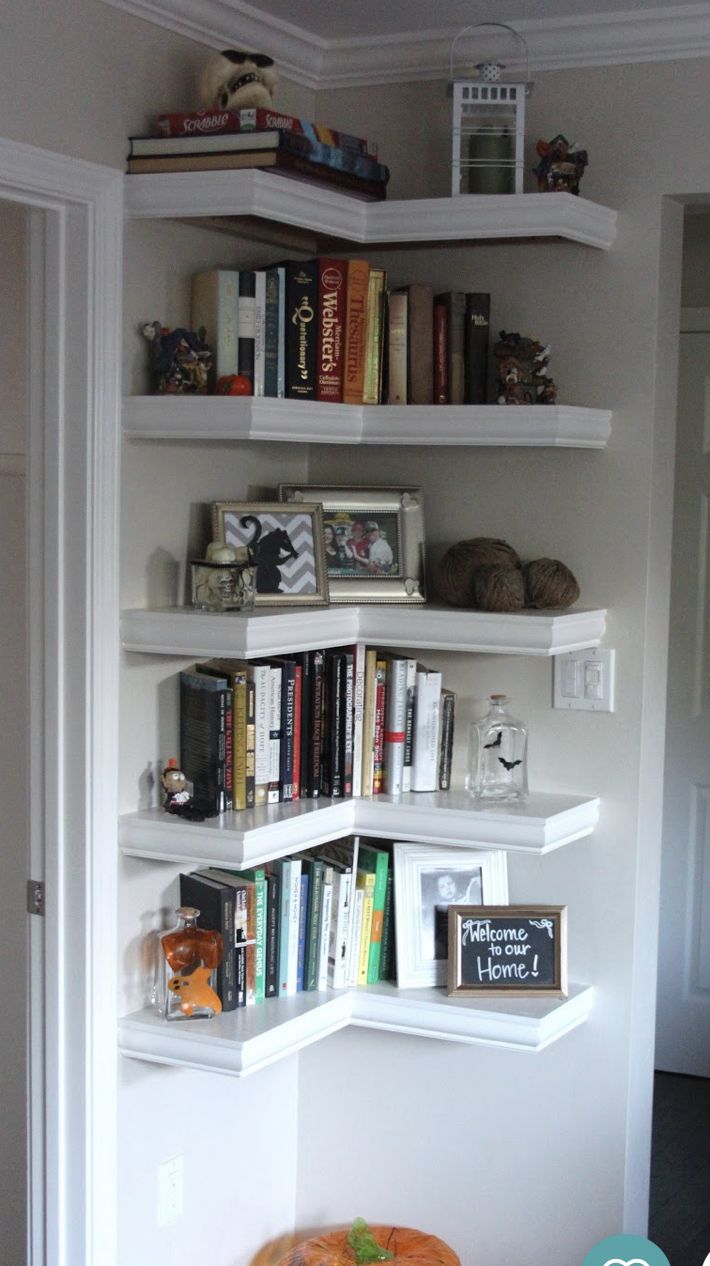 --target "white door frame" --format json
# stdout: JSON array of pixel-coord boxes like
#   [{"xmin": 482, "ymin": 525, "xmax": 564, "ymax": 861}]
[{"xmin": 0, "ymin": 138, "xmax": 122, "ymax": 1266}]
